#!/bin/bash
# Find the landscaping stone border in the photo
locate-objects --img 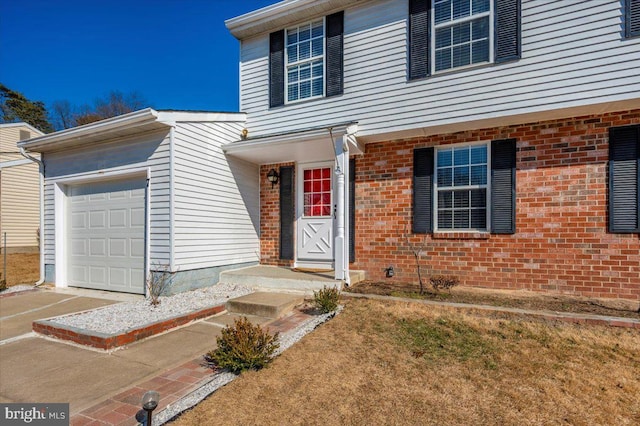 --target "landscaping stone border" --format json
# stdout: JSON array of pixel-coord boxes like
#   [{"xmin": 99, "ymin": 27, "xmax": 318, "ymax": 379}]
[{"xmin": 32, "ymin": 304, "xmax": 226, "ymax": 350}]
